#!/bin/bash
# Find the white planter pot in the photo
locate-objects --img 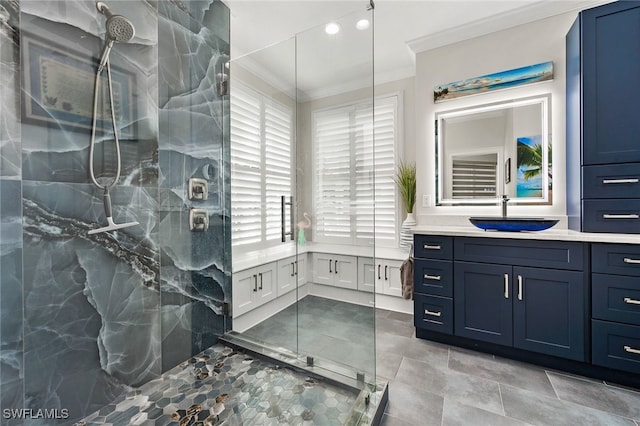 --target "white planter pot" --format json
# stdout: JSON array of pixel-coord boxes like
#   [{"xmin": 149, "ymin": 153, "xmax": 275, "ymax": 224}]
[{"xmin": 400, "ymin": 212, "xmax": 416, "ymax": 248}]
